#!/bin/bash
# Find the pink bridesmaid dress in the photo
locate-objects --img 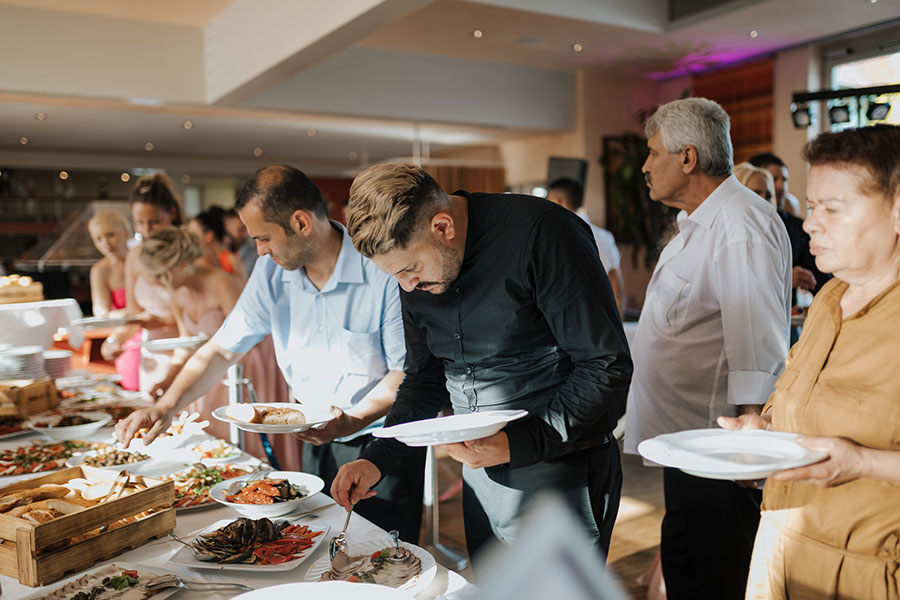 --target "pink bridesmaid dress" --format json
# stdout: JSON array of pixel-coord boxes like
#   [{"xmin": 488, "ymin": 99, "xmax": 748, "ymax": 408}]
[{"xmin": 110, "ymin": 288, "xmax": 140, "ymax": 391}]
